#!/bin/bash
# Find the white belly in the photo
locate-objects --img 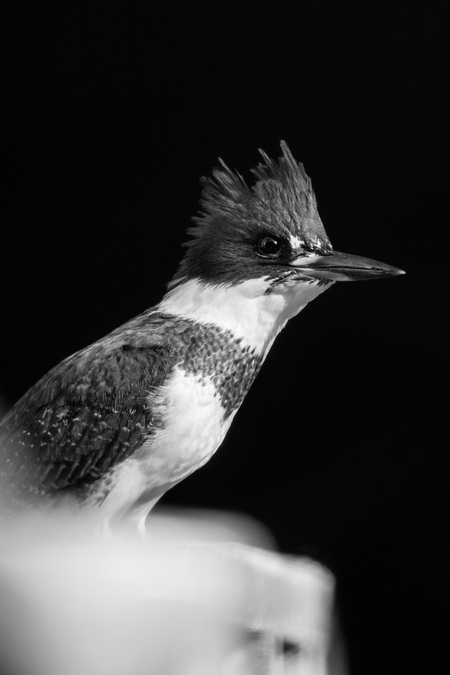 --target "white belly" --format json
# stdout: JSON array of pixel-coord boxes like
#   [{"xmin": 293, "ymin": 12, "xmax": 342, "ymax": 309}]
[
  {"xmin": 96, "ymin": 367, "xmax": 235, "ymax": 524},
  {"xmin": 137, "ymin": 367, "xmax": 235, "ymax": 484}
]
